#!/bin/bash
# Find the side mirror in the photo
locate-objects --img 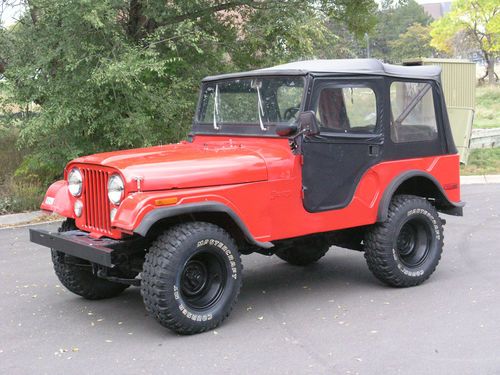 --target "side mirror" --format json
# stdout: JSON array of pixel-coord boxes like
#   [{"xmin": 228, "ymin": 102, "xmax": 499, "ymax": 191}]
[
  {"xmin": 276, "ymin": 123, "xmax": 298, "ymax": 137},
  {"xmin": 298, "ymin": 111, "xmax": 320, "ymax": 136}
]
